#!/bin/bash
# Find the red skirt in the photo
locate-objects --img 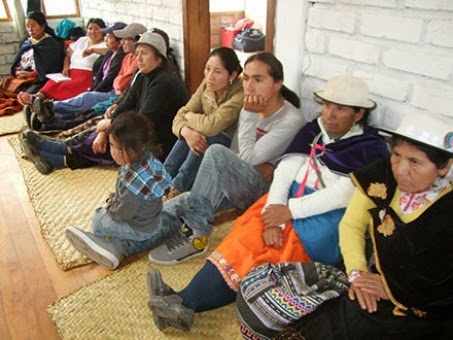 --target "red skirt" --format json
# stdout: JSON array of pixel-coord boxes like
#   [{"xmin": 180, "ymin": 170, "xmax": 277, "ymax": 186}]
[{"xmin": 40, "ymin": 69, "xmax": 92, "ymax": 101}]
